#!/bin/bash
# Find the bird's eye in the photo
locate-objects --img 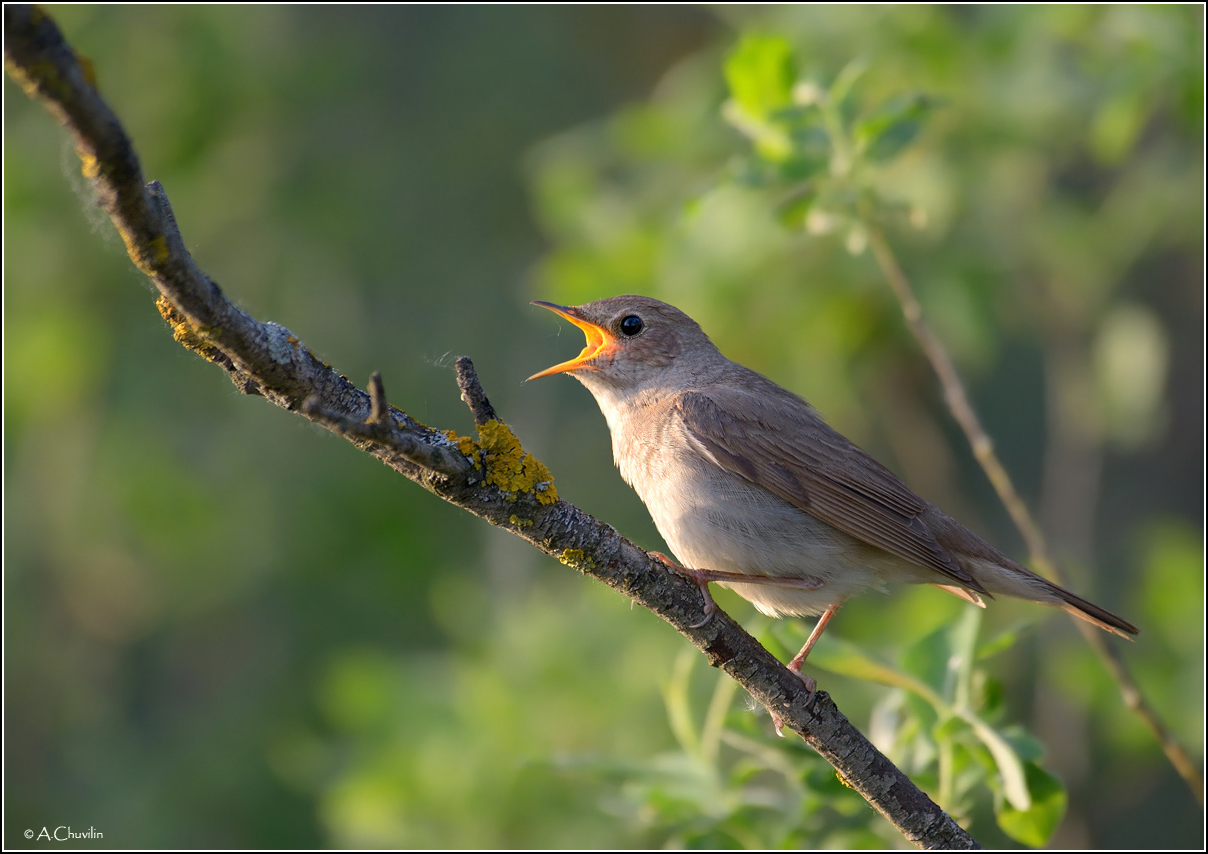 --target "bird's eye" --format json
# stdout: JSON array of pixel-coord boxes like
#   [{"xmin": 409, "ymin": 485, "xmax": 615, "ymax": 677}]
[{"xmin": 619, "ymin": 315, "xmax": 644, "ymax": 337}]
